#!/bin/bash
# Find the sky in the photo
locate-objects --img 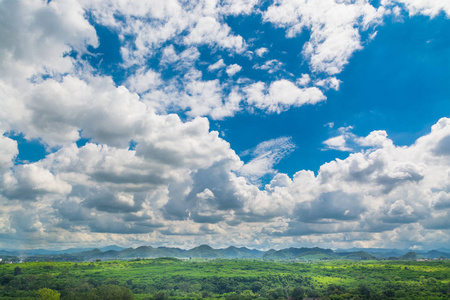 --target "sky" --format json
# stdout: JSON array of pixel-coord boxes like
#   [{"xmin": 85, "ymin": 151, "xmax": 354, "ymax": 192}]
[{"xmin": 0, "ymin": 0, "xmax": 450, "ymax": 251}]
